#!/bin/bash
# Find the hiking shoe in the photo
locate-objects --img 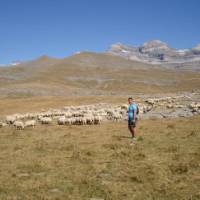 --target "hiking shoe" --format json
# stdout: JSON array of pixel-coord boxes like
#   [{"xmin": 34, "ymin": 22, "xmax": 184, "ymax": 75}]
[{"xmin": 132, "ymin": 137, "xmax": 137, "ymax": 141}]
